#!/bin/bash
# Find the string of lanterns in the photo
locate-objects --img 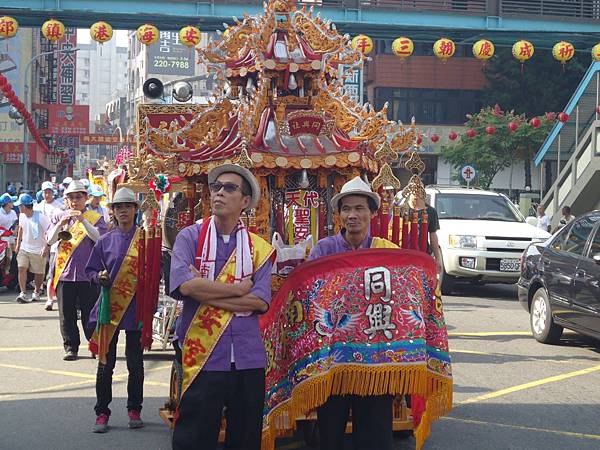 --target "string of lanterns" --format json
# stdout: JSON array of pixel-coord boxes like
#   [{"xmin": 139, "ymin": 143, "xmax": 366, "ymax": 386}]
[
  {"xmin": 0, "ymin": 72, "xmax": 50, "ymax": 154},
  {"xmin": 0, "ymin": 16, "xmax": 202, "ymax": 47},
  {"xmin": 0, "ymin": 14, "xmax": 598, "ymax": 64},
  {"xmin": 421, "ymin": 109, "xmax": 593, "ymax": 145},
  {"xmin": 350, "ymin": 32, "xmax": 600, "ymax": 66}
]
